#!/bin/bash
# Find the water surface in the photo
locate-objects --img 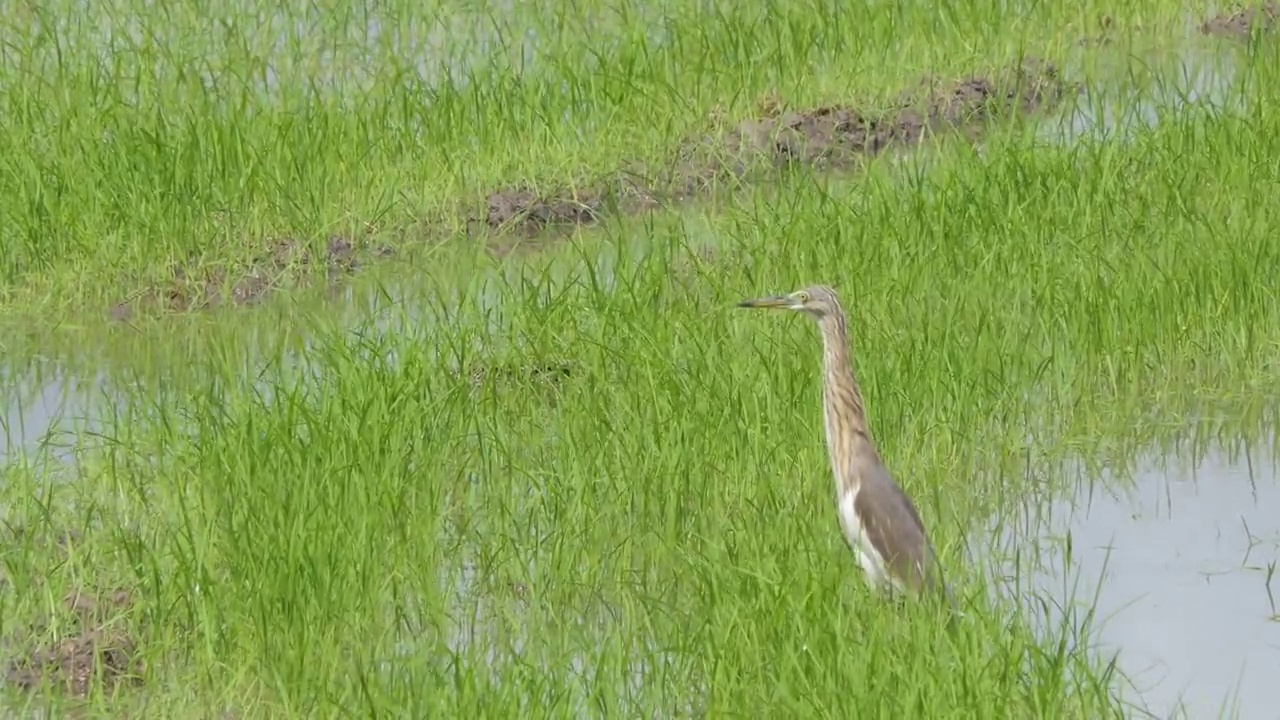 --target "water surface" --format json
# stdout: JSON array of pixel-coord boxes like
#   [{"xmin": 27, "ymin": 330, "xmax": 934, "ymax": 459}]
[
  {"xmin": 1044, "ymin": 39, "xmax": 1245, "ymax": 145},
  {"xmin": 992, "ymin": 436, "xmax": 1280, "ymax": 720},
  {"xmin": 0, "ymin": 364, "xmax": 100, "ymax": 465}
]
